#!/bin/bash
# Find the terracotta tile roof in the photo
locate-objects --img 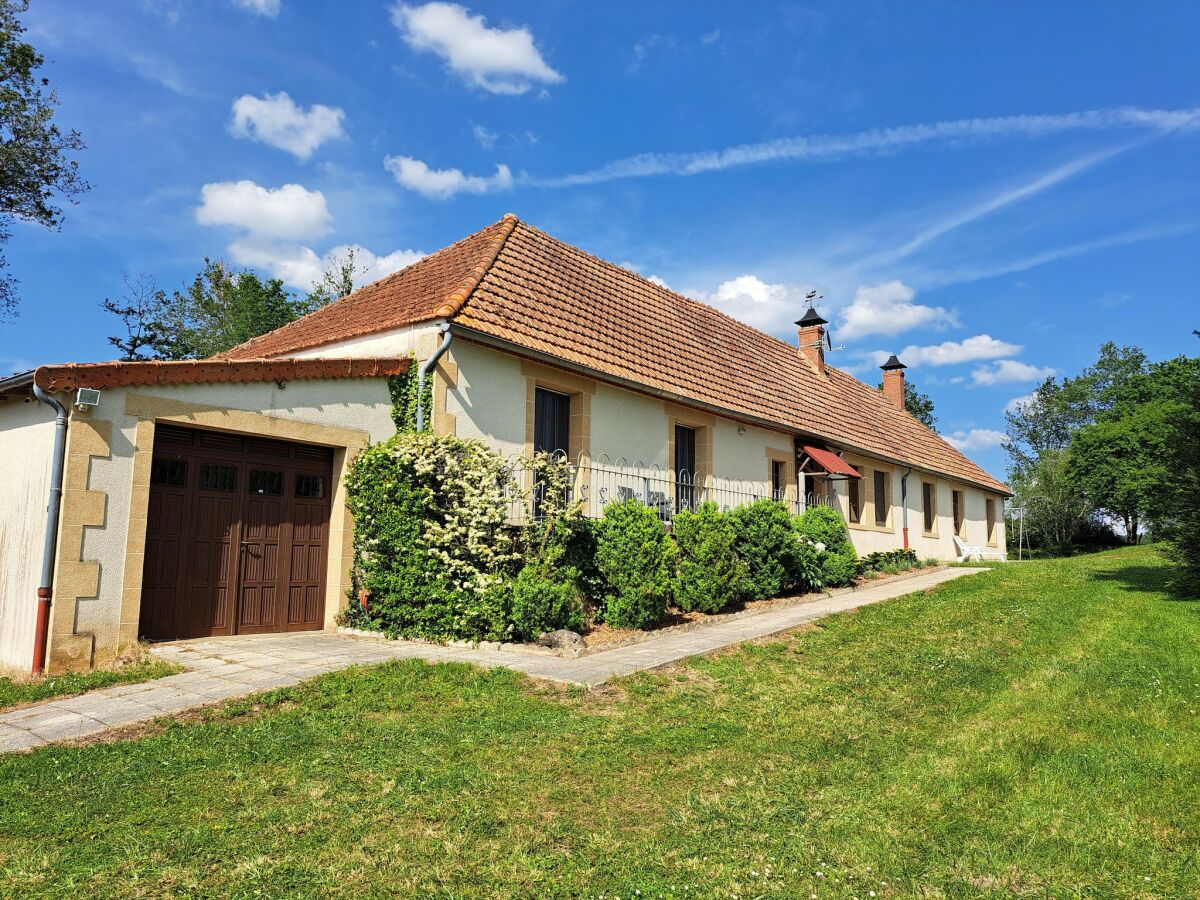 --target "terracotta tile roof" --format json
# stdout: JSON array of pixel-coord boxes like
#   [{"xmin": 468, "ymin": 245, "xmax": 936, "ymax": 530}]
[
  {"xmin": 221, "ymin": 215, "xmax": 1009, "ymax": 493},
  {"xmin": 33, "ymin": 357, "xmax": 409, "ymax": 393},
  {"xmin": 220, "ymin": 217, "xmax": 516, "ymax": 360}
]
